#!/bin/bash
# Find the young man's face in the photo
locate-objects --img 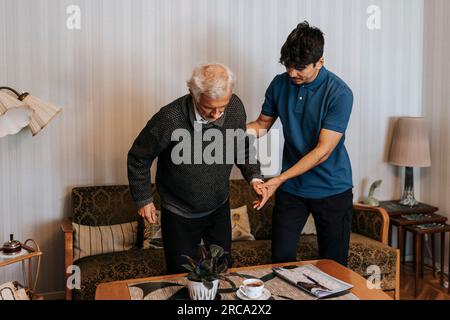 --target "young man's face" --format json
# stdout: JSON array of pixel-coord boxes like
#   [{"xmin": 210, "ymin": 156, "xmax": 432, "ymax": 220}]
[{"xmin": 286, "ymin": 58, "xmax": 324, "ymax": 85}]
